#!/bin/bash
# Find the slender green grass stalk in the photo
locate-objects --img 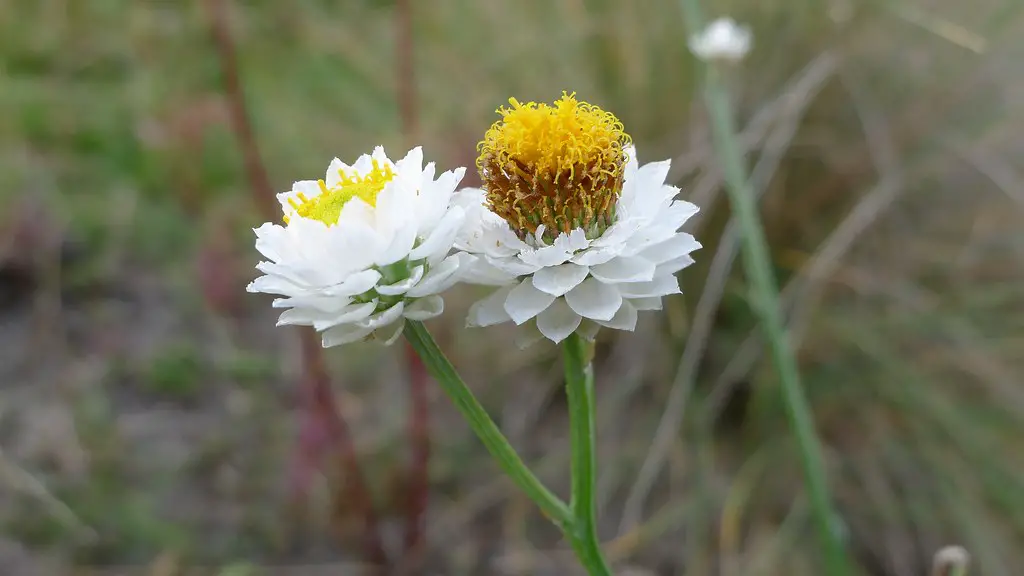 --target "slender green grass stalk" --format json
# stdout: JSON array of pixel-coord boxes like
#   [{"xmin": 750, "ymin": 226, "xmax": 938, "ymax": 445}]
[
  {"xmin": 403, "ymin": 321, "xmax": 574, "ymax": 530},
  {"xmin": 676, "ymin": 1, "xmax": 853, "ymax": 574},
  {"xmin": 563, "ymin": 334, "xmax": 613, "ymax": 576},
  {"xmin": 405, "ymin": 321, "xmax": 616, "ymax": 574}
]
